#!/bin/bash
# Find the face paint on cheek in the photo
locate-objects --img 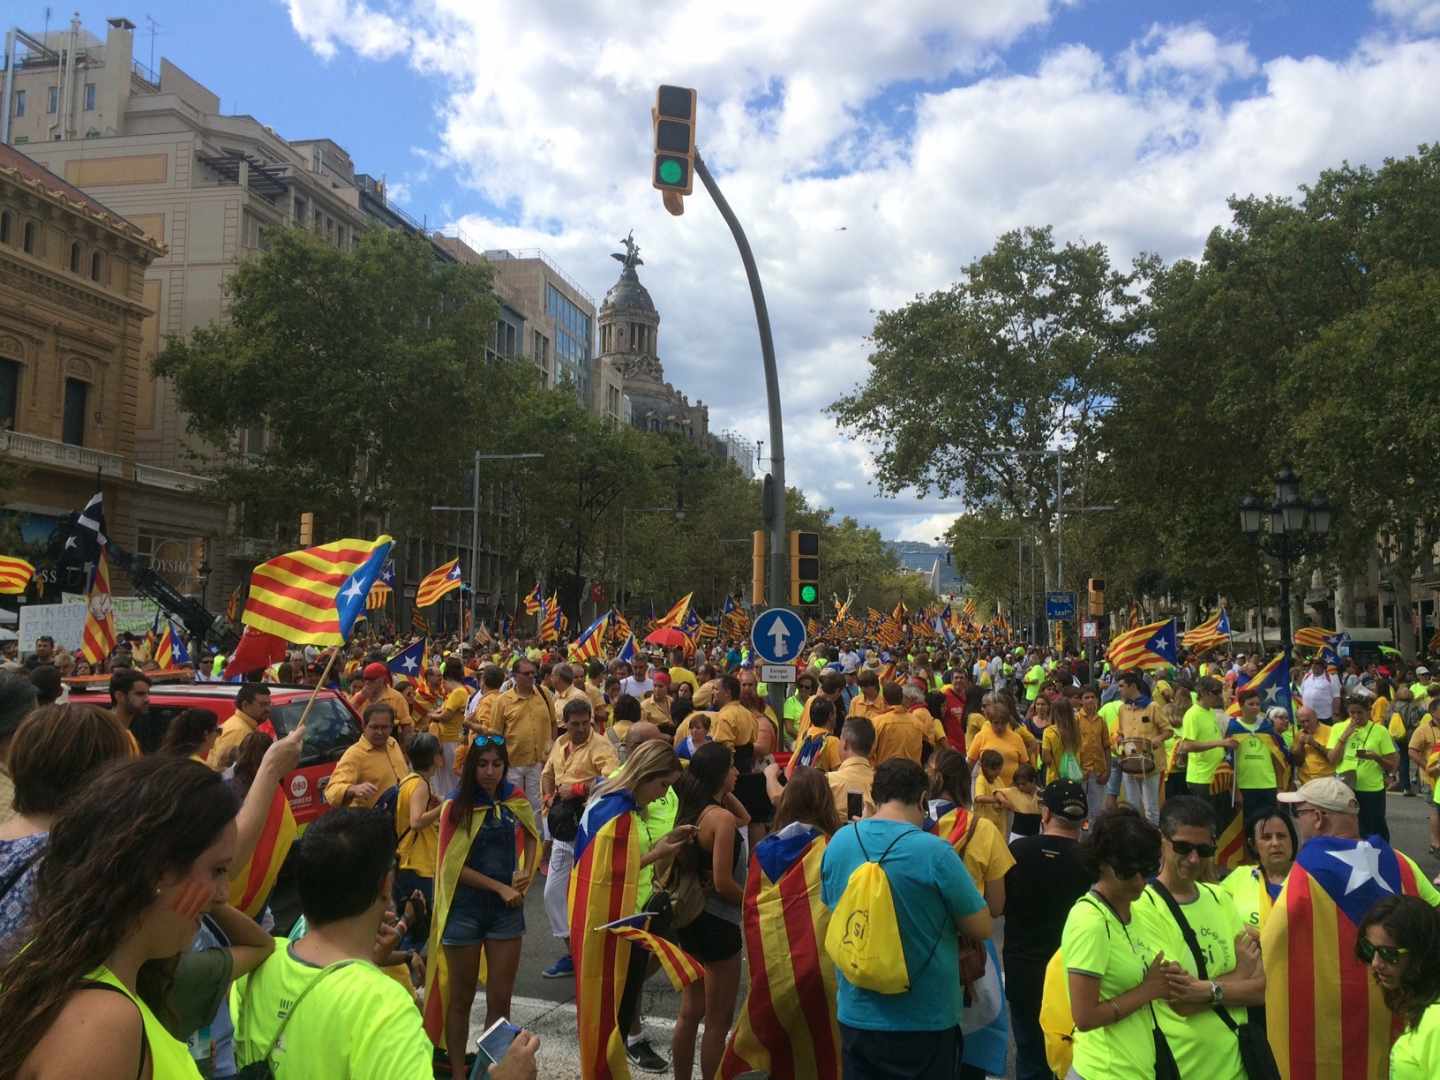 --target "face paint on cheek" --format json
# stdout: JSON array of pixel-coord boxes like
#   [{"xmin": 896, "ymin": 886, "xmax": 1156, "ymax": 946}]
[{"xmin": 169, "ymin": 879, "xmax": 212, "ymax": 921}]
